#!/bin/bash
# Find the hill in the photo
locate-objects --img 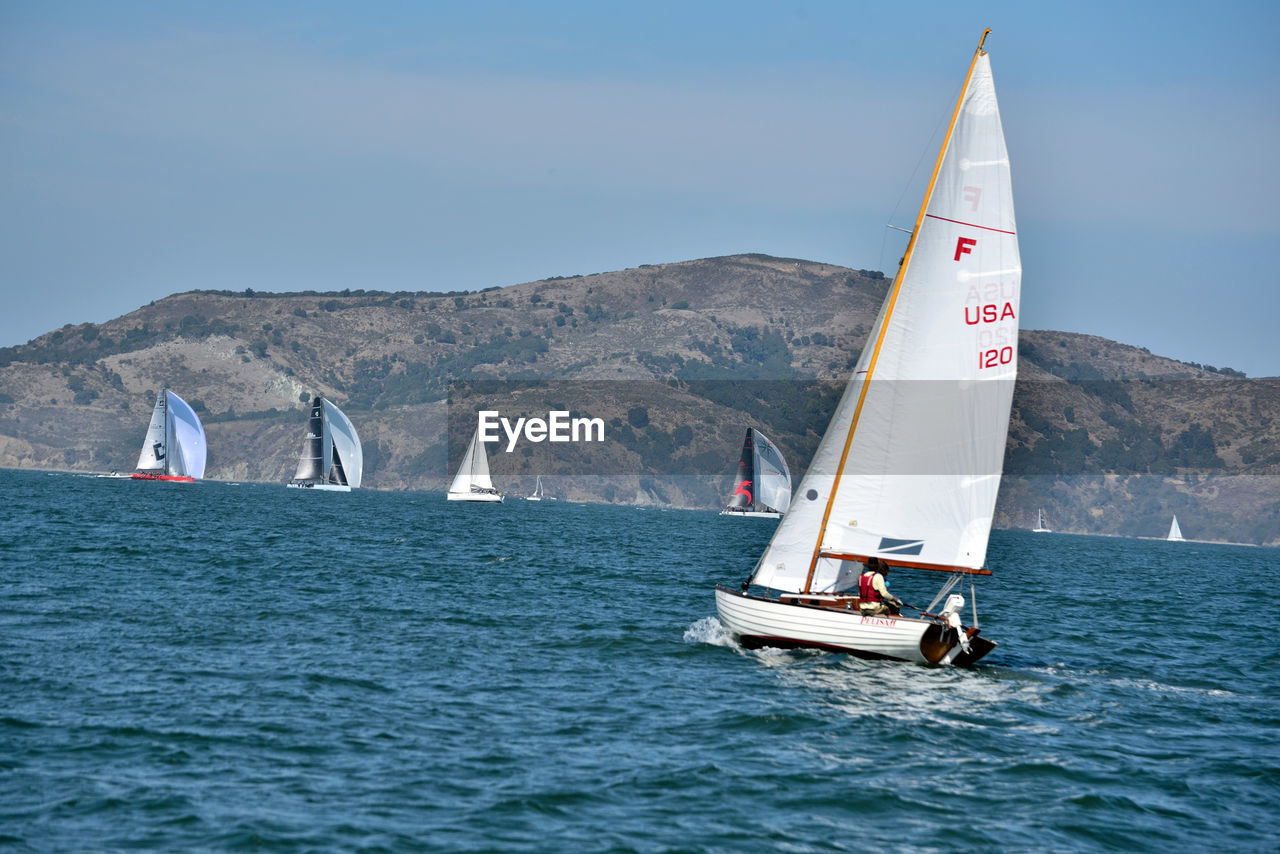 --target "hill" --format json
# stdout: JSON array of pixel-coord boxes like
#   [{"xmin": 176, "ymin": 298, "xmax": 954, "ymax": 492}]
[{"xmin": 1, "ymin": 253, "xmax": 1277, "ymax": 544}]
